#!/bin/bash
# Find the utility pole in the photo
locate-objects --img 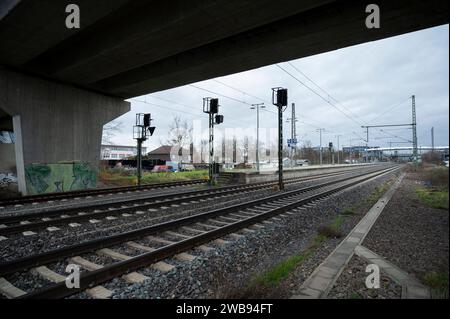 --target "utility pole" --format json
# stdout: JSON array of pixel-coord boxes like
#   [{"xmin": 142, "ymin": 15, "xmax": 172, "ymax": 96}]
[
  {"xmin": 287, "ymin": 103, "xmax": 298, "ymax": 168},
  {"xmin": 431, "ymin": 127, "xmax": 434, "ymax": 153},
  {"xmin": 272, "ymin": 87, "xmax": 288, "ymax": 190},
  {"xmin": 317, "ymin": 128, "xmax": 324, "ymax": 165},
  {"xmin": 336, "ymin": 135, "xmax": 341, "ymax": 164},
  {"xmin": 412, "ymin": 95, "xmax": 418, "ymax": 164},
  {"xmin": 365, "ymin": 126, "xmax": 369, "ymax": 162},
  {"xmin": 250, "ymin": 103, "xmax": 265, "ymax": 172}
]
